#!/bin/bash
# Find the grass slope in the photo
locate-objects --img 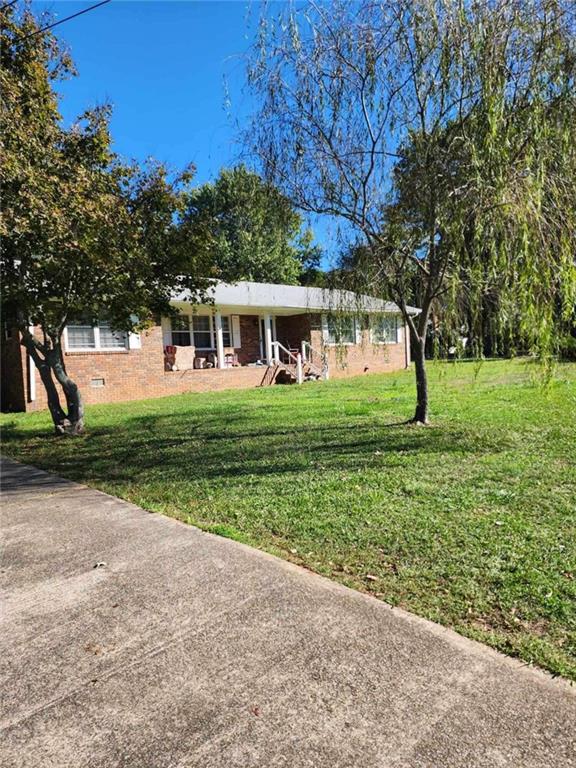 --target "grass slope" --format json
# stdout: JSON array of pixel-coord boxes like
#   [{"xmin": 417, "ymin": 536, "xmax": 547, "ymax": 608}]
[{"xmin": 2, "ymin": 359, "xmax": 575, "ymax": 679}]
